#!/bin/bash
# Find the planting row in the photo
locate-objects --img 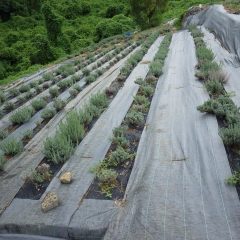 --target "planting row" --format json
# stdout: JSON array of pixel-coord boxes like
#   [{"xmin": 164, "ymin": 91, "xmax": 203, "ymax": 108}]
[
  {"xmin": 0, "ymin": 42, "xmax": 138, "ymax": 128},
  {"xmin": 87, "ymin": 33, "xmax": 173, "ymax": 199},
  {"xmin": 15, "ymin": 30, "xmax": 162, "ymax": 200},
  {"xmin": 1, "ymin": 34, "xmax": 129, "ymax": 102},
  {"xmin": 0, "ymin": 42, "xmax": 129, "ymax": 117},
  {"xmin": 190, "ymin": 26, "xmax": 240, "ymax": 188},
  {"xmin": 1, "ymin": 43, "xmax": 137, "ymax": 129},
  {"xmin": 0, "ymin": 43, "xmax": 140, "ymax": 171}
]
